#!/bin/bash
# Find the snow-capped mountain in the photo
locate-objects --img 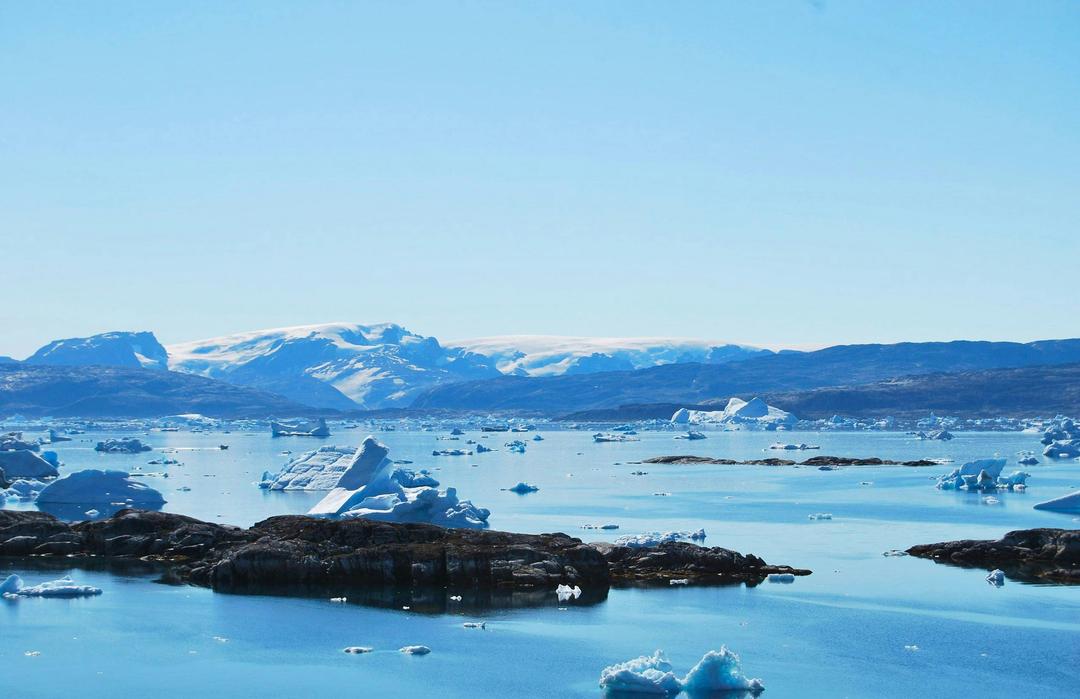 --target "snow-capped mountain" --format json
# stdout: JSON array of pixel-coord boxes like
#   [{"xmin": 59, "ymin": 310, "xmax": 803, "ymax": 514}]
[
  {"xmin": 166, "ymin": 323, "xmax": 501, "ymax": 410},
  {"xmin": 447, "ymin": 336, "xmax": 771, "ymax": 377},
  {"xmin": 25, "ymin": 331, "xmax": 169, "ymax": 370}
]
